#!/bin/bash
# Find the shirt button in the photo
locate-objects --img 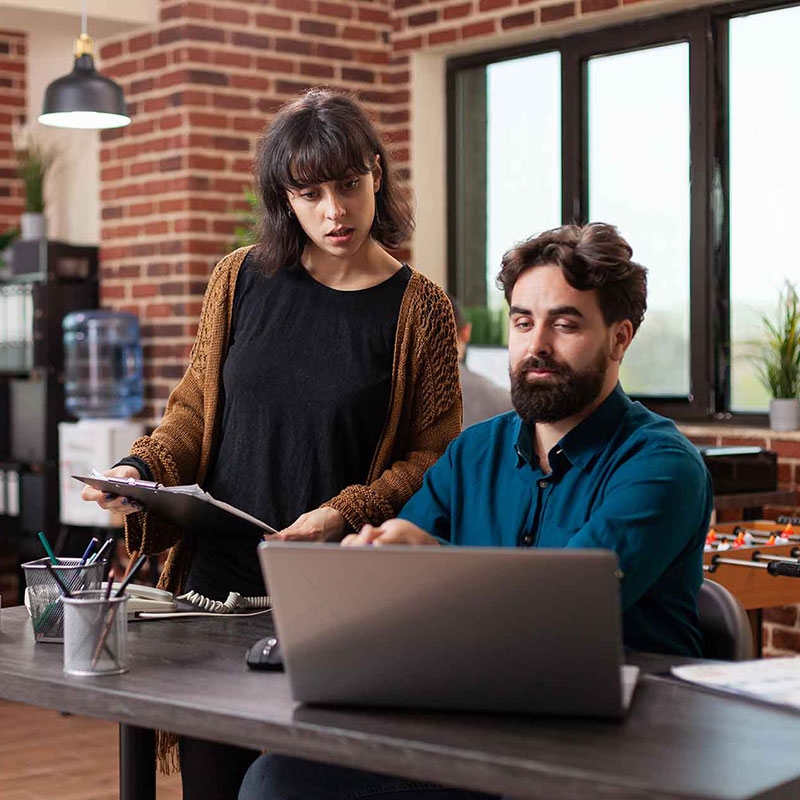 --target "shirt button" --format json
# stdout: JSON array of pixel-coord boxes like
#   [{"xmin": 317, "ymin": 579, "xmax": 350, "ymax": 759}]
[
  {"xmin": 523, "ymin": 535, "xmax": 534, "ymax": 545},
  {"xmin": 538, "ymin": 480, "xmax": 548, "ymax": 489}
]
